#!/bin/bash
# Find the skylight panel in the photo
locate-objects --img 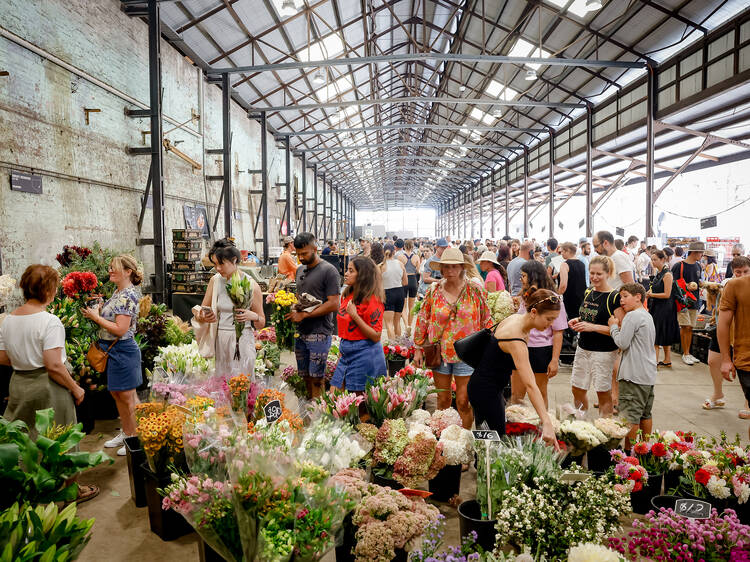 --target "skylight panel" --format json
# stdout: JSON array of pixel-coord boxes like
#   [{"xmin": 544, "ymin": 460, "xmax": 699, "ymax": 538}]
[
  {"xmin": 470, "ymin": 107, "xmax": 496, "ymax": 126},
  {"xmin": 330, "ymin": 105, "xmax": 359, "ymax": 125},
  {"xmin": 460, "ymin": 127, "xmax": 483, "ymax": 141},
  {"xmin": 299, "ymin": 33, "xmax": 345, "ymax": 62},
  {"xmin": 508, "ymin": 38, "xmax": 551, "ymax": 70},
  {"xmin": 315, "ymin": 75, "xmax": 352, "ymax": 101}
]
